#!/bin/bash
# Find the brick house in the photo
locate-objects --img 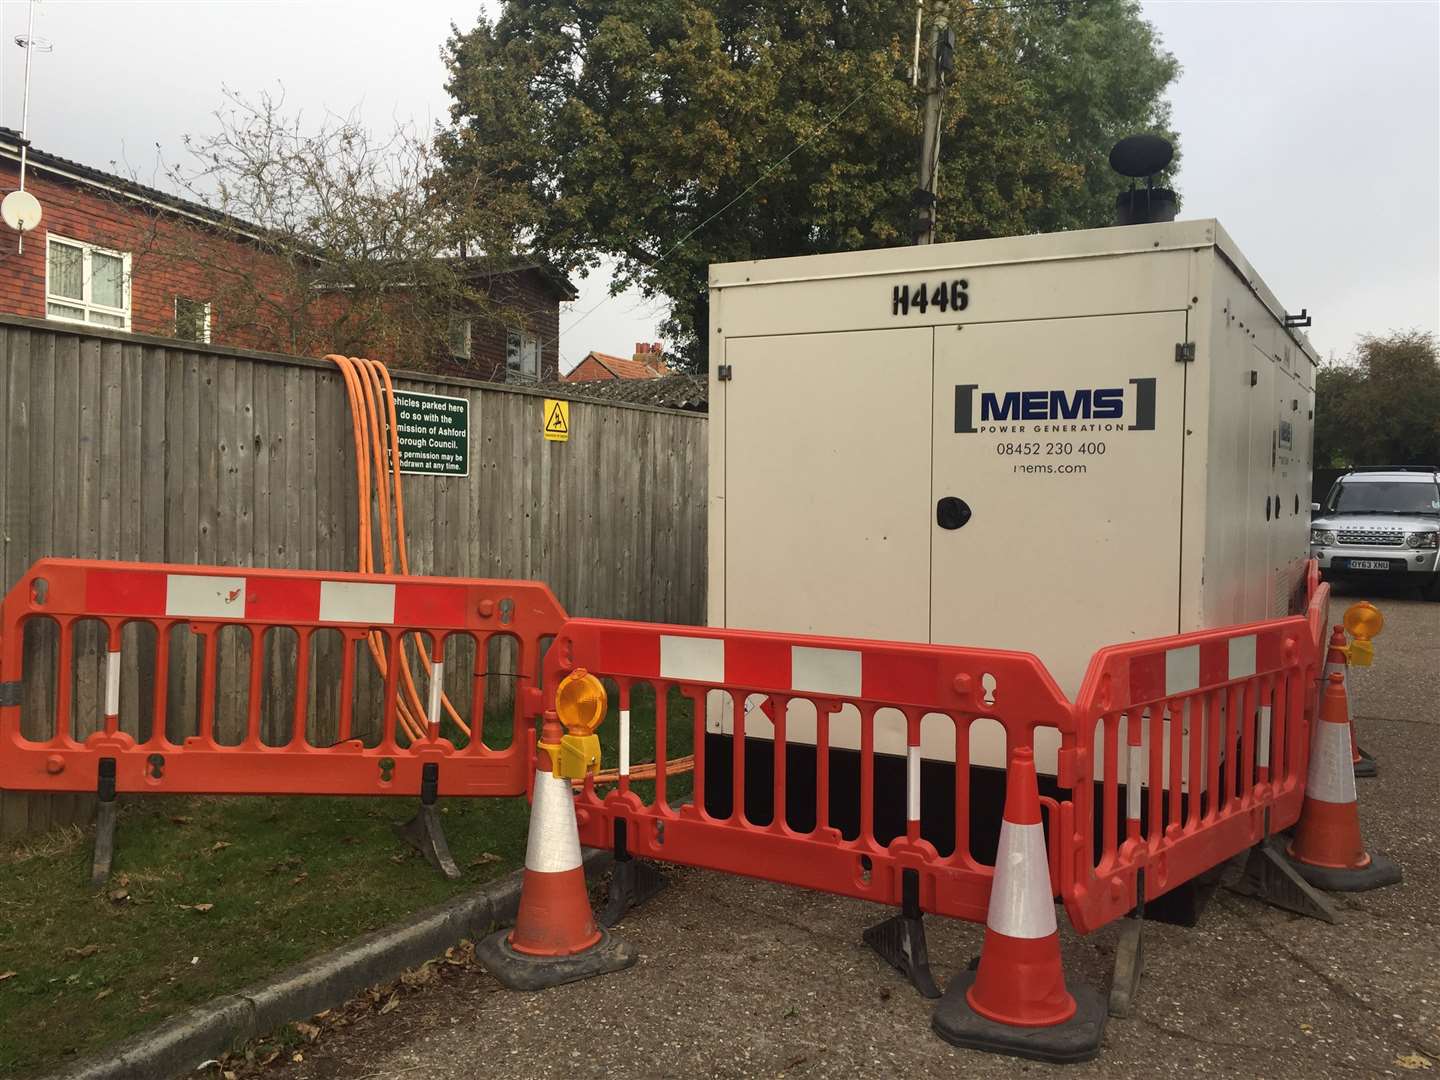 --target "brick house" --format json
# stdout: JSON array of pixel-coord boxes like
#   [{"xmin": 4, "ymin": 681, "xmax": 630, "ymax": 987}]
[
  {"xmin": 563, "ymin": 342, "xmax": 670, "ymax": 382},
  {"xmin": 0, "ymin": 127, "xmax": 574, "ymax": 381}
]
